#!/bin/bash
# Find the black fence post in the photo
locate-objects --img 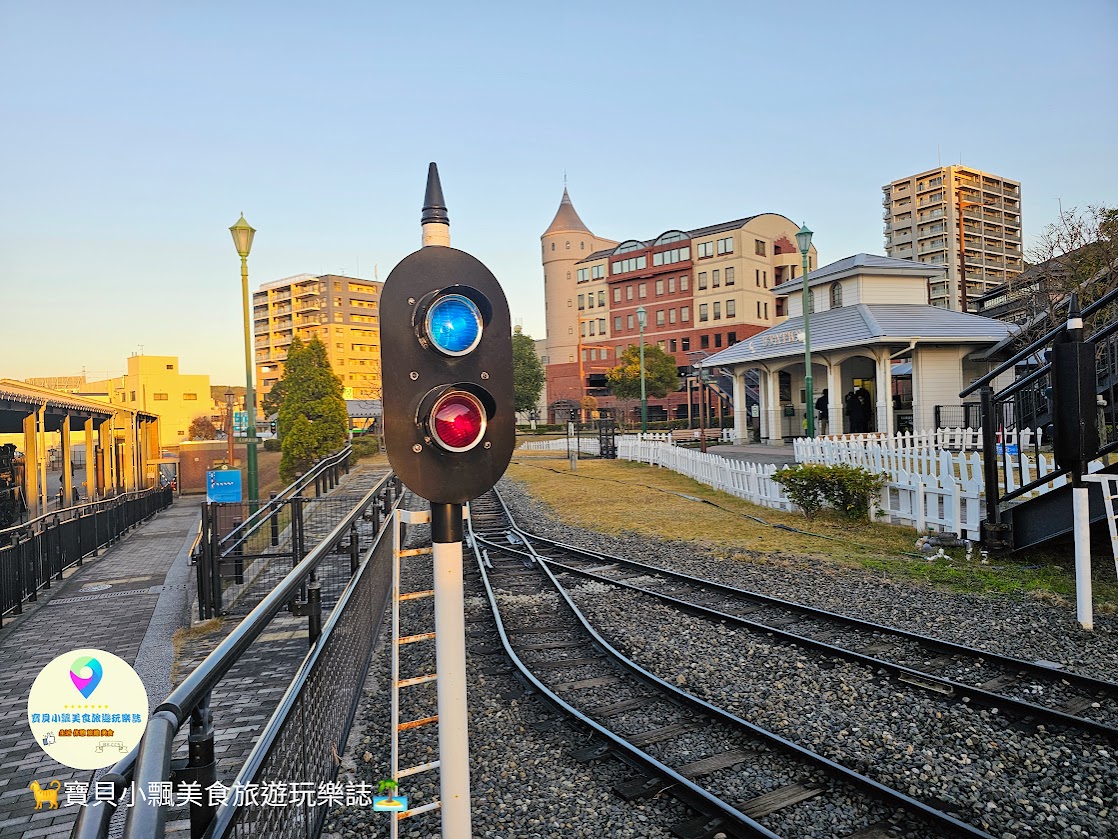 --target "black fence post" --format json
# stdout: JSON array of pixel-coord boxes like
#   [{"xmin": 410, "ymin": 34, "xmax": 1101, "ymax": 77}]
[
  {"xmin": 231, "ymin": 517, "xmax": 244, "ymax": 585},
  {"xmin": 198, "ymin": 504, "xmax": 212, "ymax": 621},
  {"xmin": 12, "ymin": 536, "xmax": 24, "ymax": 615},
  {"xmin": 349, "ymin": 523, "xmax": 360, "ymax": 576},
  {"xmin": 292, "ymin": 495, "xmax": 306, "ymax": 606},
  {"xmin": 186, "ymin": 699, "xmax": 217, "ymax": 839},
  {"xmin": 979, "ymin": 386, "xmax": 1008, "ymax": 549},
  {"xmin": 307, "ymin": 576, "xmax": 322, "ymax": 646},
  {"xmin": 269, "ymin": 492, "xmax": 279, "ymax": 546}
]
